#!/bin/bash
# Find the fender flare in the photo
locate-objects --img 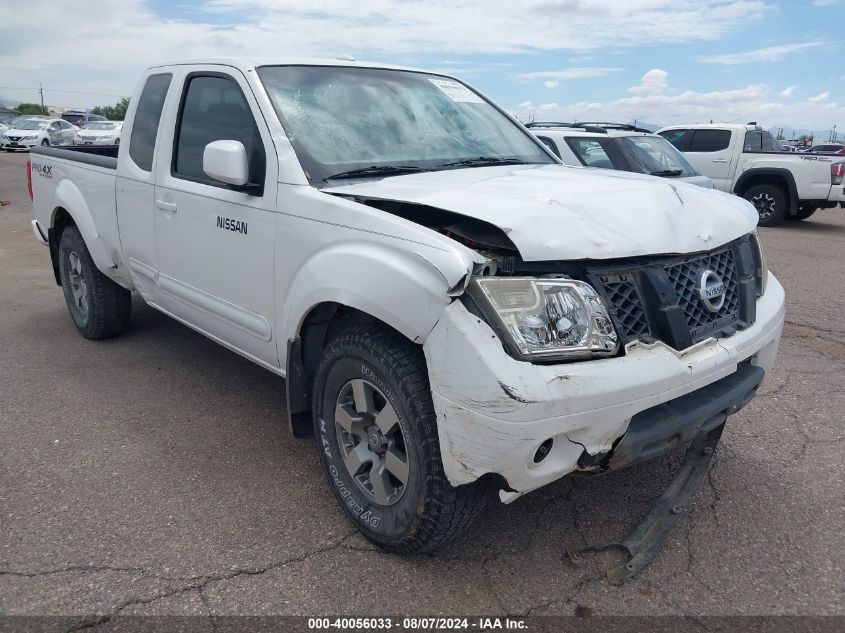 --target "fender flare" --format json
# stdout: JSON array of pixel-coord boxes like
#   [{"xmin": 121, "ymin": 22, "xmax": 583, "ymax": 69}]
[
  {"xmin": 733, "ymin": 168, "xmax": 799, "ymax": 215},
  {"xmin": 282, "ymin": 240, "xmax": 456, "ymax": 346},
  {"xmin": 281, "ymin": 240, "xmax": 462, "ymax": 437},
  {"xmin": 49, "ymin": 179, "xmax": 117, "ymax": 279}
]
